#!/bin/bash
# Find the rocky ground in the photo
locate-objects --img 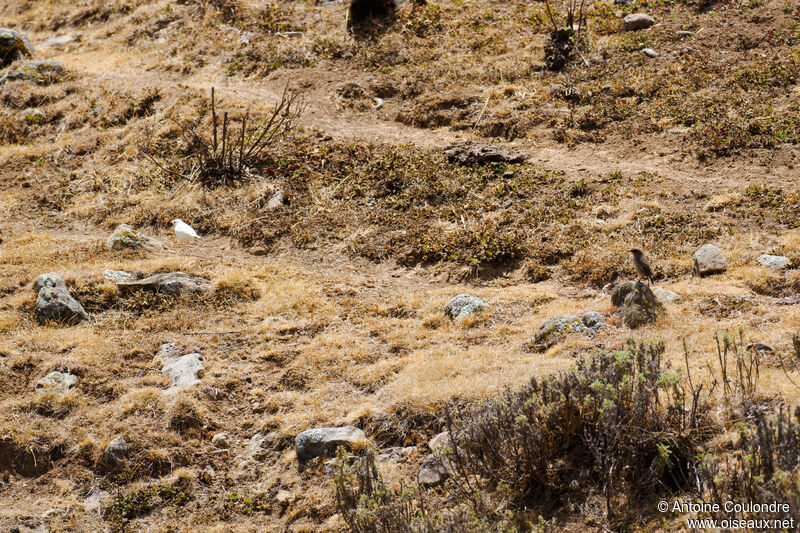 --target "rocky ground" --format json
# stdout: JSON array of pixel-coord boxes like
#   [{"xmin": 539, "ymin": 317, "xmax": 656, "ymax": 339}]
[{"xmin": 2, "ymin": 0, "xmax": 800, "ymax": 531}]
